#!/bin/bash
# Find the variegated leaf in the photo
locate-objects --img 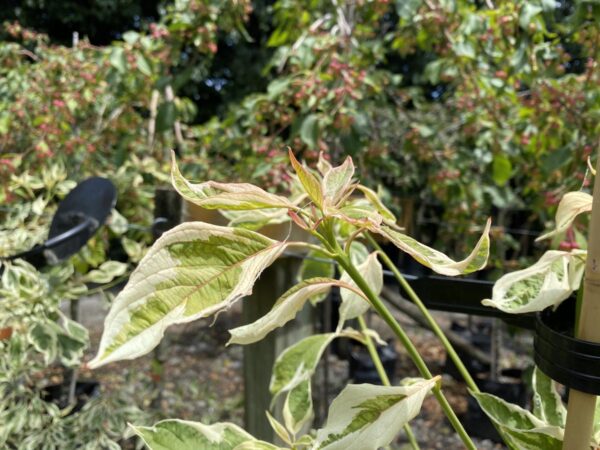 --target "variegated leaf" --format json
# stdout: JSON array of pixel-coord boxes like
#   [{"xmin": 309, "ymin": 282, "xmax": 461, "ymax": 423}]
[
  {"xmin": 234, "ymin": 441, "xmax": 285, "ymax": 450},
  {"xmin": 283, "ymin": 379, "xmax": 313, "ymax": 436},
  {"xmin": 266, "ymin": 411, "xmax": 292, "ymax": 445},
  {"xmin": 537, "ymin": 191, "xmax": 593, "ymax": 241},
  {"xmin": 322, "ymin": 156, "xmax": 355, "ymax": 206},
  {"xmin": 338, "ymin": 252, "xmax": 381, "ymax": 327},
  {"xmin": 221, "ymin": 209, "xmax": 291, "ymax": 230},
  {"xmin": 82, "ymin": 260, "xmax": 128, "ymax": 284},
  {"xmin": 317, "ymin": 152, "xmax": 333, "ymax": 176},
  {"xmin": 593, "ymin": 397, "xmax": 600, "ymax": 445},
  {"xmin": 532, "ymin": 366, "xmax": 566, "ymax": 427},
  {"xmin": 270, "ymin": 333, "xmax": 336, "ymax": 398},
  {"xmin": 482, "ymin": 250, "xmax": 586, "ymax": 314},
  {"xmin": 228, "ymin": 279, "xmax": 366, "ymax": 345},
  {"xmin": 89, "ymin": 222, "xmax": 287, "ymax": 368},
  {"xmin": 130, "ymin": 420, "xmax": 255, "ymax": 450},
  {"xmin": 313, "ymin": 378, "xmax": 438, "ymax": 450},
  {"xmin": 172, "ymin": 152, "xmax": 293, "ymax": 210},
  {"xmin": 289, "ymin": 149, "xmax": 323, "ymax": 208},
  {"xmin": 471, "ymin": 392, "xmax": 563, "ymax": 450},
  {"xmin": 355, "ymin": 185, "xmax": 396, "ymax": 222},
  {"xmin": 376, "ymin": 219, "xmax": 491, "ymax": 276}
]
